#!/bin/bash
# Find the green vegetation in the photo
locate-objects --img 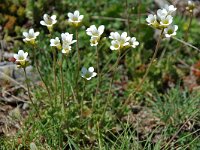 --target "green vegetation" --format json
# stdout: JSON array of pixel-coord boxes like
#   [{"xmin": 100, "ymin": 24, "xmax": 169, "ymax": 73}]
[{"xmin": 0, "ymin": 0, "xmax": 200, "ymax": 149}]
